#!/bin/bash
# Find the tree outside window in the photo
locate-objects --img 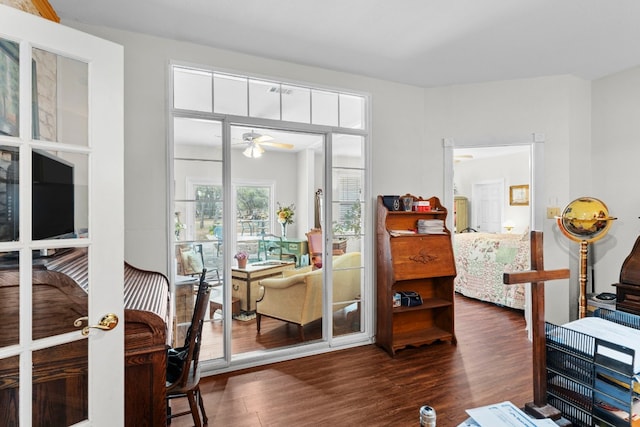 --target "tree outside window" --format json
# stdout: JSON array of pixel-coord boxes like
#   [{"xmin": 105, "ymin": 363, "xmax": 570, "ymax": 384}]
[
  {"xmin": 194, "ymin": 184, "xmax": 222, "ymax": 241},
  {"xmin": 236, "ymin": 186, "xmax": 270, "ymax": 221}
]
